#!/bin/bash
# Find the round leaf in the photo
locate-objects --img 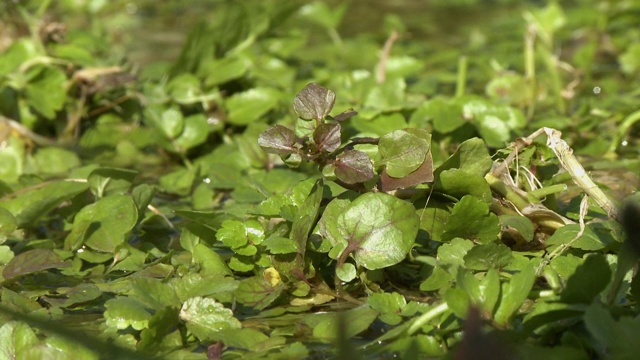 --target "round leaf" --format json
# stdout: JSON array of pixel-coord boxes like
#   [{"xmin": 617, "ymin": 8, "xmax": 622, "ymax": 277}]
[
  {"xmin": 65, "ymin": 195, "xmax": 138, "ymax": 252},
  {"xmin": 313, "ymin": 123, "xmax": 341, "ymax": 153},
  {"xmin": 336, "ymin": 193, "xmax": 419, "ymax": 270},
  {"xmin": 293, "ymin": 83, "xmax": 336, "ymax": 121},
  {"xmin": 334, "ymin": 149, "xmax": 374, "ymax": 184},
  {"xmin": 378, "ymin": 130, "xmax": 429, "ymax": 178},
  {"xmin": 258, "ymin": 125, "xmax": 298, "ymax": 155}
]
